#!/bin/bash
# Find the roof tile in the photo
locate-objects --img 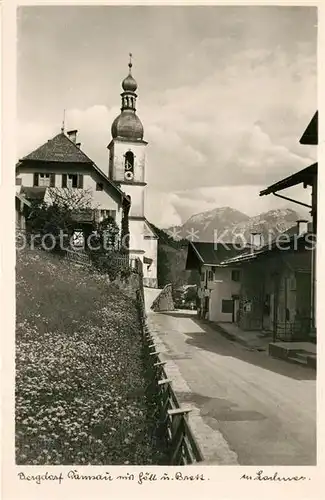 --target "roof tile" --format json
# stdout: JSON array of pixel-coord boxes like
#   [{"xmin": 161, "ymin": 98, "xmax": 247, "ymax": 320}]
[{"xmin": 21, "ymin": 133, "xmax": 93, "ymax": 164}]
